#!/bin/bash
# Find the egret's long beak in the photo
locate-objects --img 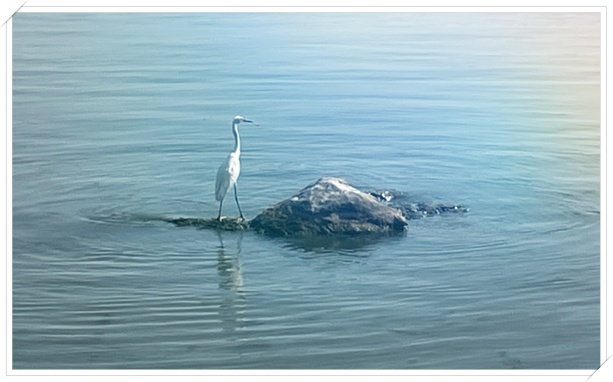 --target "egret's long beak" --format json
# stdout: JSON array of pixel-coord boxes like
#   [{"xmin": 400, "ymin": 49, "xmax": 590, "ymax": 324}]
[{"xmin": 244, "ymin": 119, "xmax": 253, "ymax": 123}]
